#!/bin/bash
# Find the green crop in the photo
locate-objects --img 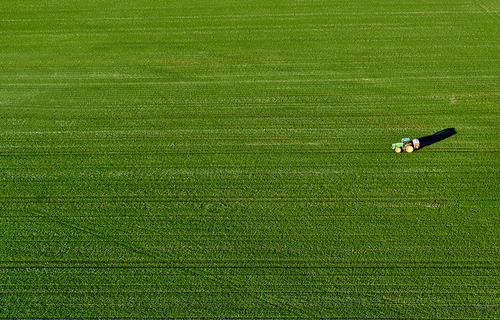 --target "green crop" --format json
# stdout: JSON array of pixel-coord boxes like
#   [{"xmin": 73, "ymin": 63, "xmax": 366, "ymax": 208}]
[{"xmin": 0, "ymin": 0, "xmax": 499, "ymax": 318}]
